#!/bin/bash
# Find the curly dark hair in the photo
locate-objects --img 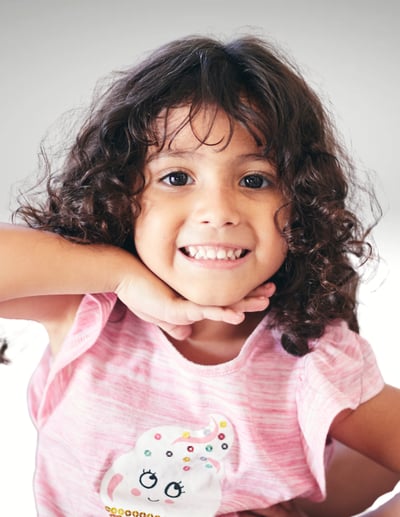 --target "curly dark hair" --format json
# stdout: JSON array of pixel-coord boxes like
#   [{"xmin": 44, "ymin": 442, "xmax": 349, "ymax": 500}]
[
  {"xmin": 0, "ymin": 338, "xmax": 10, "ymax": 365},
  {"xmin": 13, "ymin": 34, "xmax": 380, "ymax": 356}
]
